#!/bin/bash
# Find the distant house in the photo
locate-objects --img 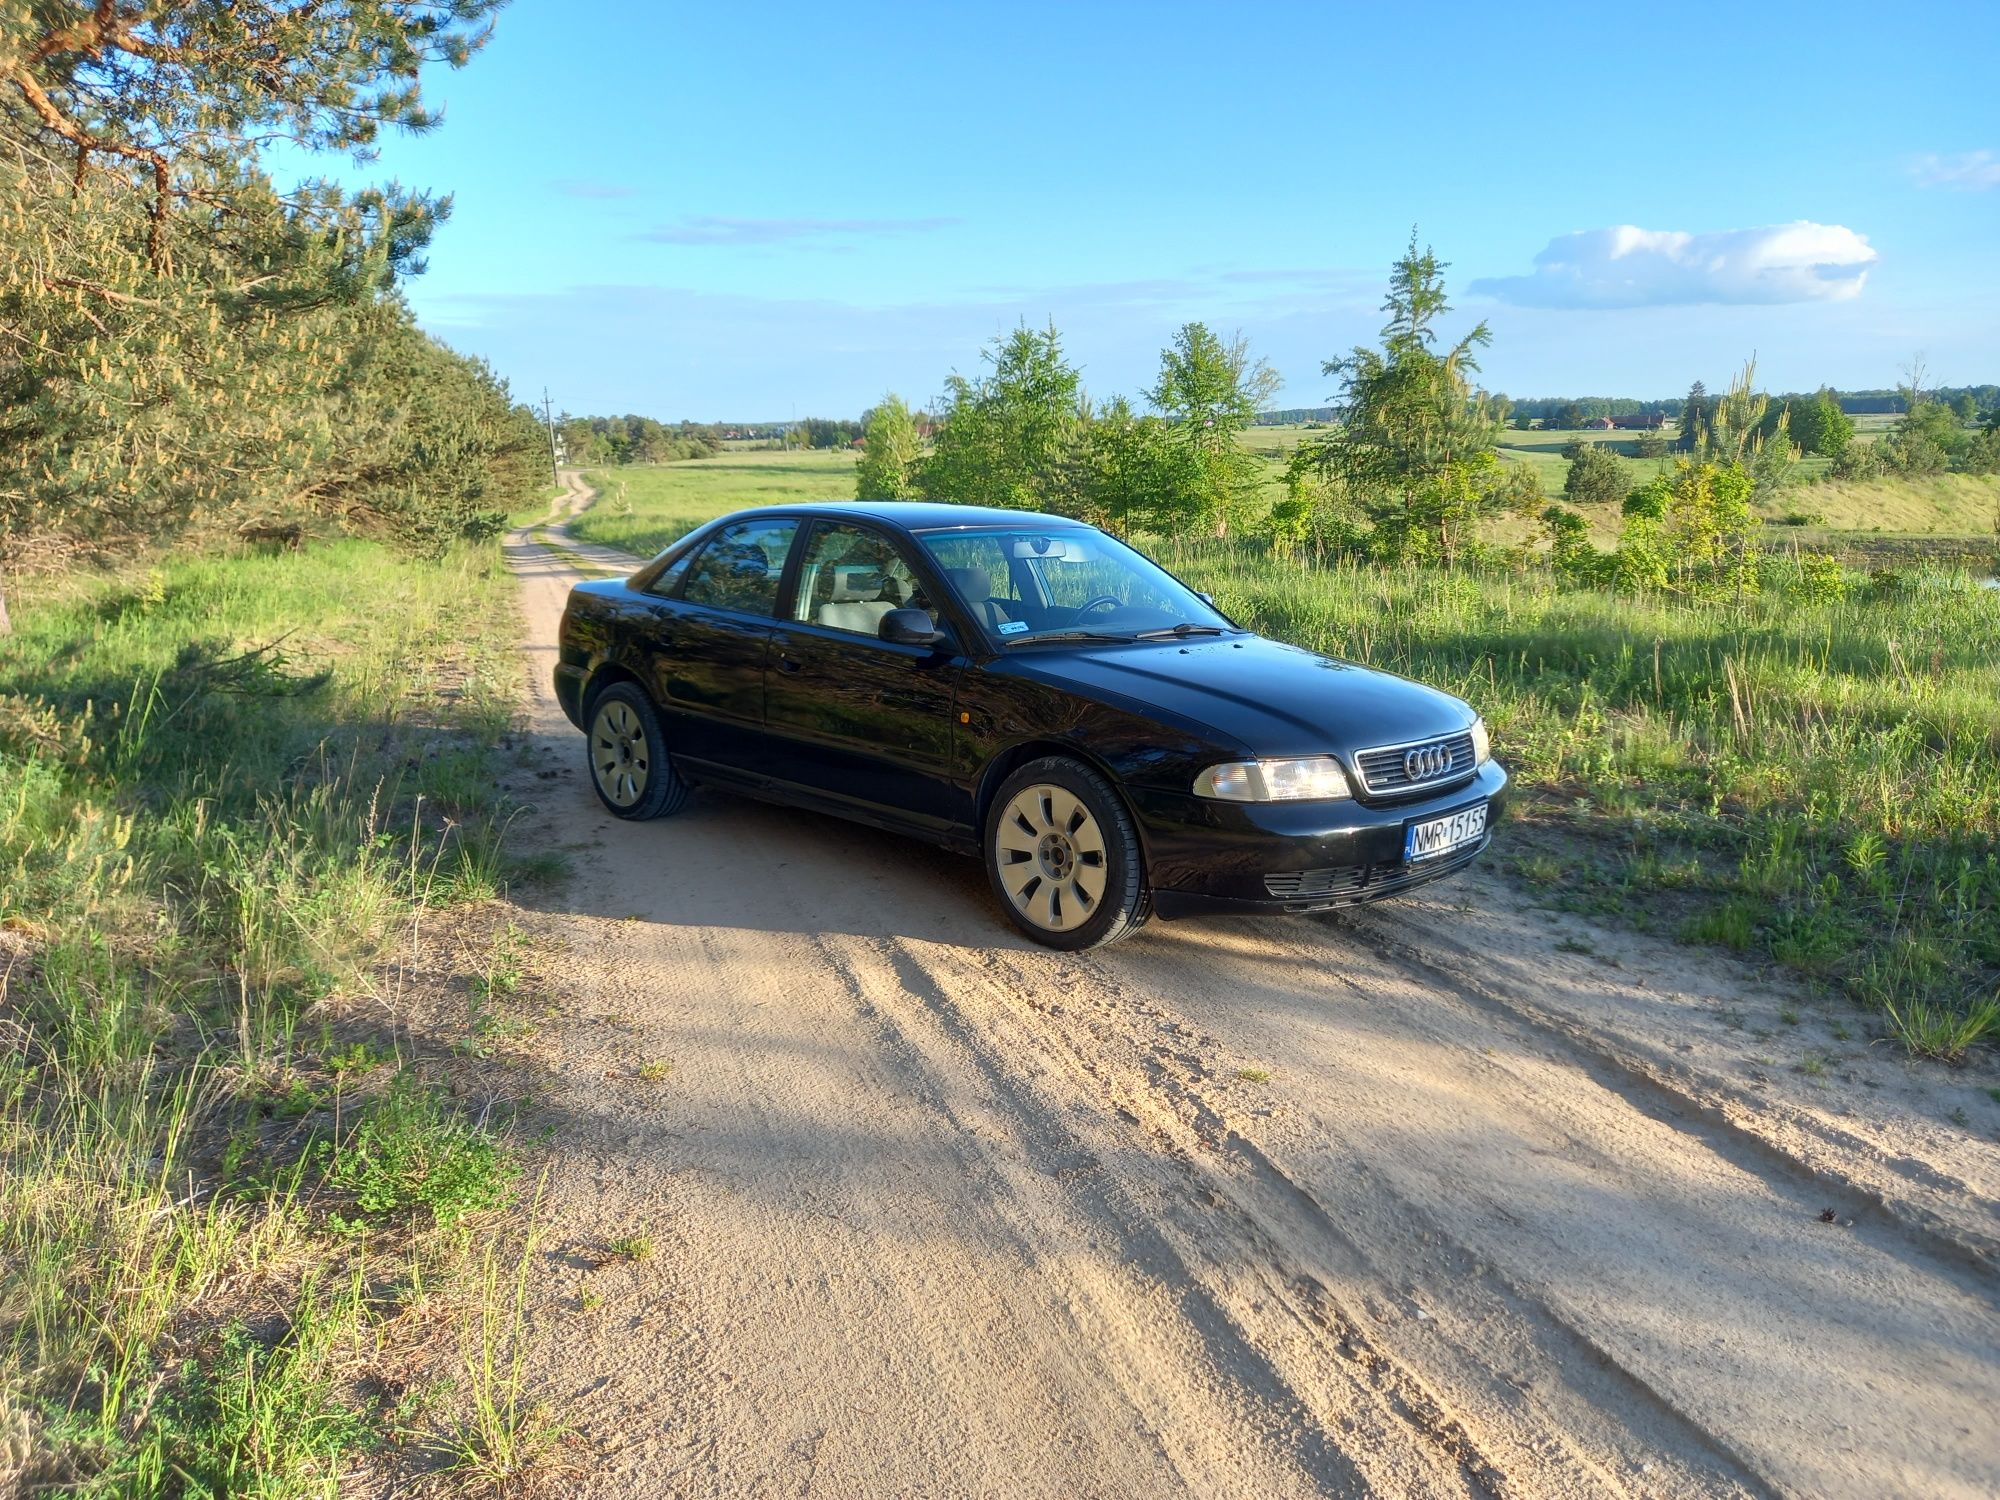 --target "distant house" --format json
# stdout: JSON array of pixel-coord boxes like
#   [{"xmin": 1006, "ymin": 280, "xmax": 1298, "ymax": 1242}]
[
  {"xmin": 1611, "ymin": 413, "xmax": 1667, "ymax": 430},
  {"xmin": 1585, "ymin": 416, "xmax": 1616, "ymax": 430}
]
